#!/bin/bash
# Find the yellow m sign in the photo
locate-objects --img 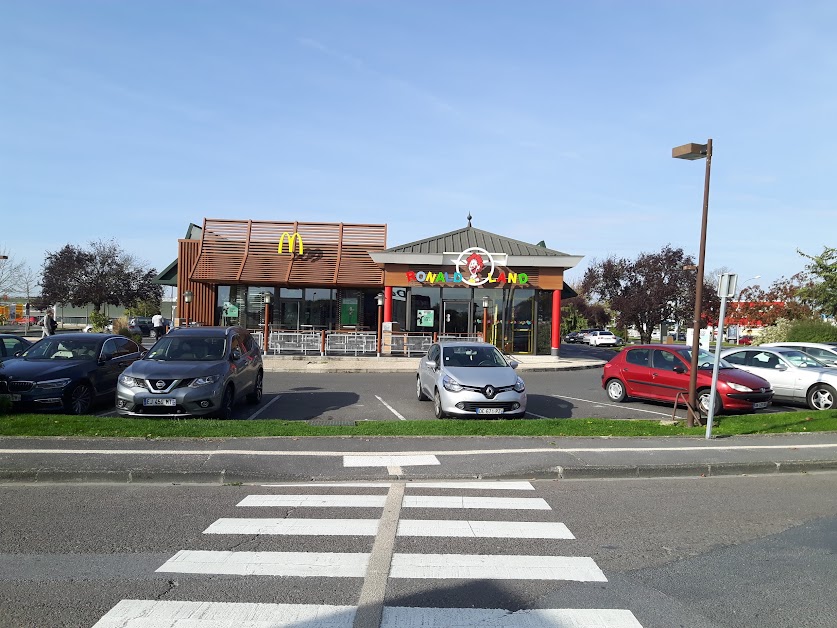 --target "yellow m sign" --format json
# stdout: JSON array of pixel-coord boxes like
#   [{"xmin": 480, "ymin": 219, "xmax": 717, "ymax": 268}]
[{"xmin": 278, "ymin": 232, "xmax": 304, "ymax": 255}]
